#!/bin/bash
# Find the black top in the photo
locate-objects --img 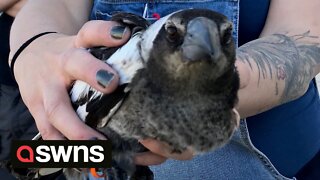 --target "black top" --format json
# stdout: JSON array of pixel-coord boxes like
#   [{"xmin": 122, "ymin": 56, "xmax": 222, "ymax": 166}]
[
  {"xmin": 0, "ymin": 13, "xmax": 16, "ymax": 86},
  {"xmin": 238, "ymin": 0, "xmax": 270, "ymax": 46}
]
